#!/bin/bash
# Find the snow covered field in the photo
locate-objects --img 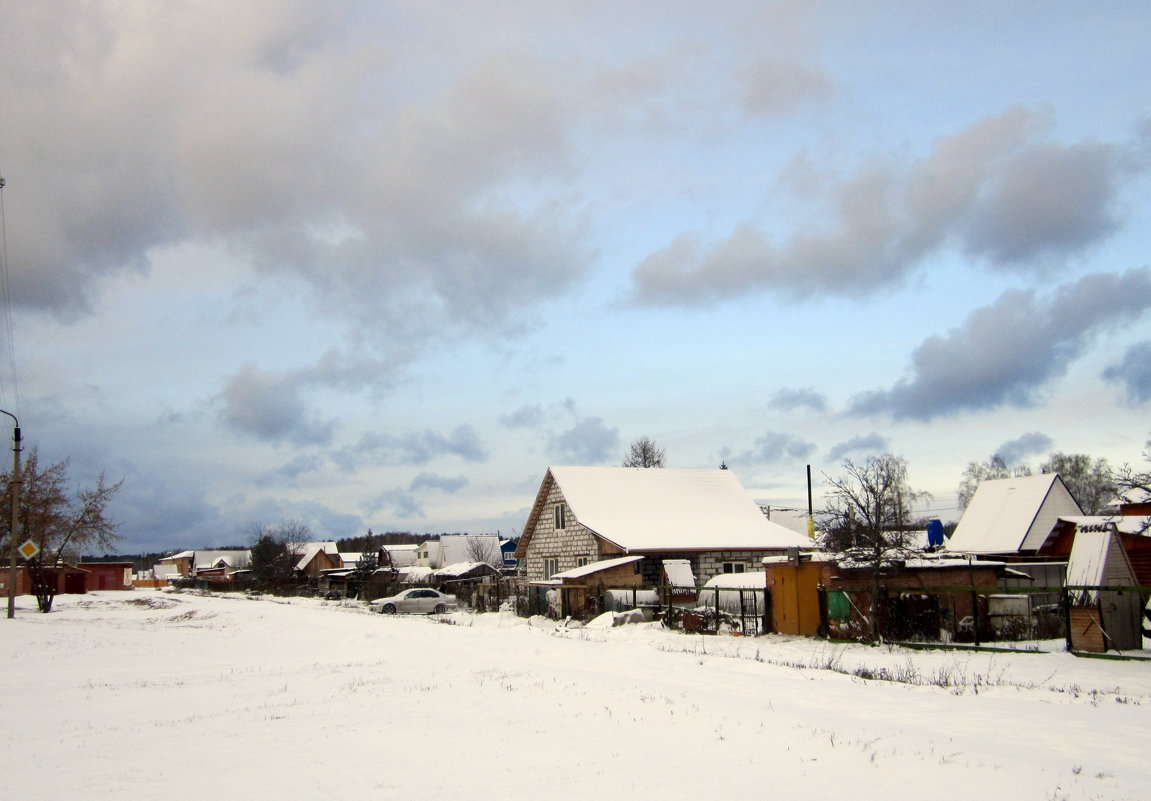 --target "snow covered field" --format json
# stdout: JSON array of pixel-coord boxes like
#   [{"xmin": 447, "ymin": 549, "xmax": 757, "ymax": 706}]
[{"xmin": 3, "ymin": 591, "xmax": 1149, "ymax": 800}]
